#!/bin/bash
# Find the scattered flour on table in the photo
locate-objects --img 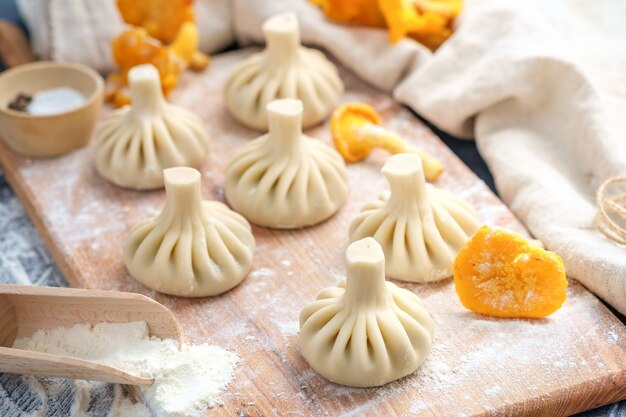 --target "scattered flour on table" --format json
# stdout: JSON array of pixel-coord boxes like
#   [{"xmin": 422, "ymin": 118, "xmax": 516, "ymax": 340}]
[
  {"xmin": 13, "ymin": 321, "xmax": 238, "ymax": 417},
  {"xmin": 484, "ymin": 385, "xmax": 501, "ymax": 397},
  {"xmin": 115, "ymin": 395, "xmax": 153, "ymax": 417},
  {"xmin": 272, "ymin": 319, "xmax": 300, "ymax": 336},
  {"xmin": 250, "ymin": 267, "xmax": 275, "ymax": 279},
  {"xmin": 606, "ymin": 330, "xmax": 619, "ymax": 344}
]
